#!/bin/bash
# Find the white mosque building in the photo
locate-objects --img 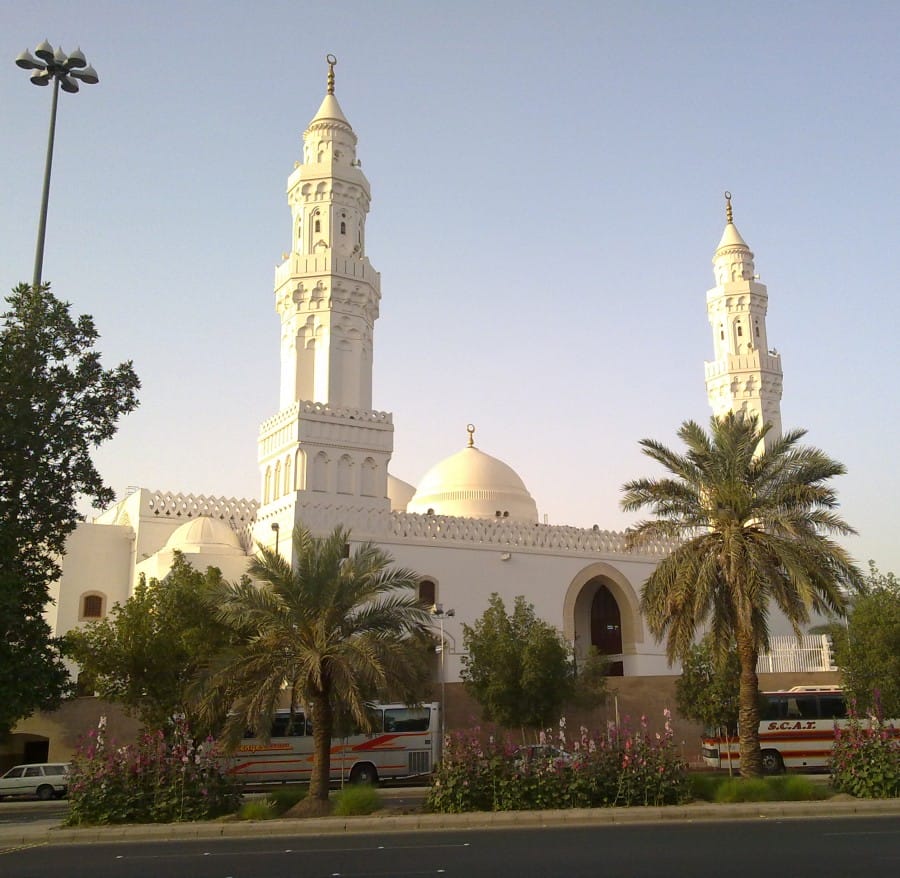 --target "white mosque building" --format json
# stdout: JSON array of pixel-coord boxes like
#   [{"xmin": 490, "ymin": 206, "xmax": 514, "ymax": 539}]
[{"xmin": 16, "ymin": 60, "xmax": 835, "ymax": 764}]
